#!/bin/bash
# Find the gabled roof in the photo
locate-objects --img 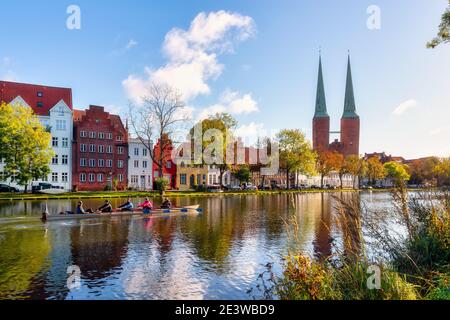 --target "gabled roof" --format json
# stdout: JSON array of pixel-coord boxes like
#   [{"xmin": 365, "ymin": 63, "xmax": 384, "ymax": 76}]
[{"xmin": 0, "ymin": 80, "xmax": 73, "ymax": 116}]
